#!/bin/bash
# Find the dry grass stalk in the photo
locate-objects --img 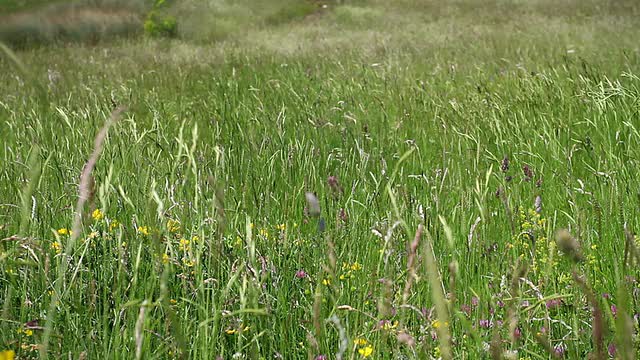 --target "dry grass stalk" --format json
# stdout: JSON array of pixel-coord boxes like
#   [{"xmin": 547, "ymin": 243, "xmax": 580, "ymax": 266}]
[
  {"xmin": 135, "ymin": 300, "xmax": 149, "ymax": 360},
  {"xmin": 572, "ymin": 271, "xmax": 605, "ymax": 359},
  {"xmin": 402, "ymin": 224, "xmax": 422, "ymax": 304},
  {"xmin": 422, "ymin": 224, "xmax": 452, "ymax": 360},
  {"xmin": 40, "ymin": 106, "xmax": 126, "ymax": 359}
]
